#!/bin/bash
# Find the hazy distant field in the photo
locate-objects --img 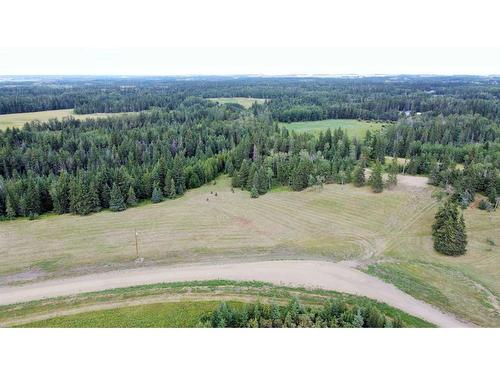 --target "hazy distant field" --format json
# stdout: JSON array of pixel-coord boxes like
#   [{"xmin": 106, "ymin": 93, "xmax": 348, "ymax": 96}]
[
  {"xmin": 0, "ymin": 109, "xmax": 131, "ymax": 130},
  {"xmin": 208, "ymin": 97, "xmax": 267, "ymax": 108},
  {"xmin": 1, "ymin": 175, "xmax": 498, "ymax": 326},
  {"xmin": 281, "ymin": 119, "xmax": 385, "ymax": 138}
]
